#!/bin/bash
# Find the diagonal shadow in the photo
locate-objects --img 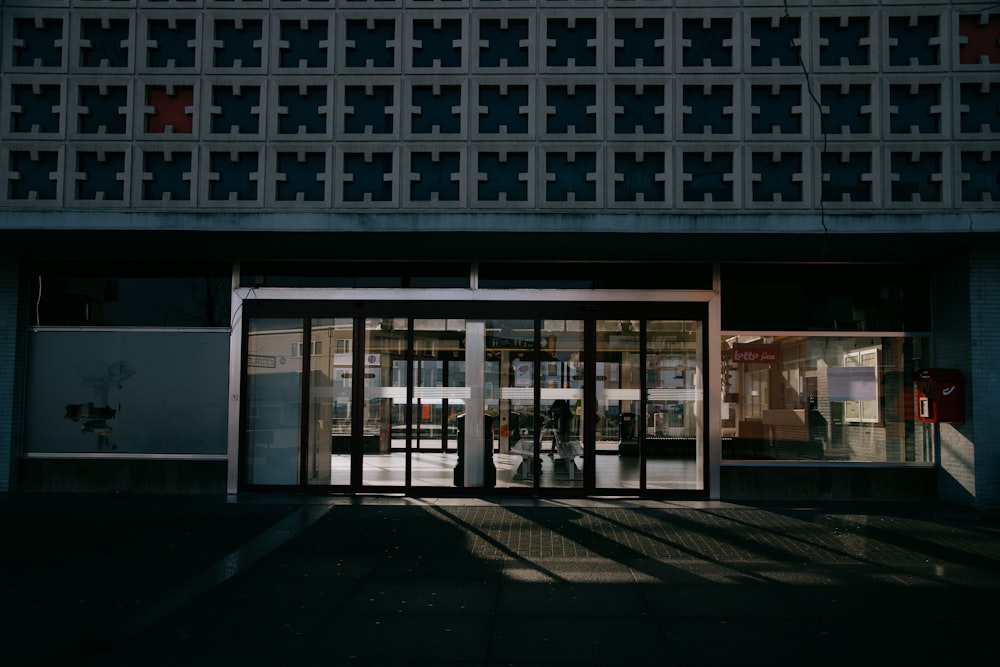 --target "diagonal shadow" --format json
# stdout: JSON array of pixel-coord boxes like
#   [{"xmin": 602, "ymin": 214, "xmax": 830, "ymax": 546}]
[
  {"xmin": 761, "ymin": 504, "xmax": 1000, "ymax": 572},
  {"xmin": 482, "ymin": 502, "xmax": 779, "ymax": 585},
  {"xmin": 427, "ymin": 503, "xmax": 574, "ymax": 582},
  {"xmin": 566, "ymin": 501, "xmax": 1000, "ymax": 587}
]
